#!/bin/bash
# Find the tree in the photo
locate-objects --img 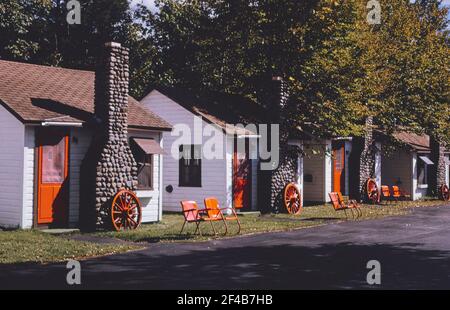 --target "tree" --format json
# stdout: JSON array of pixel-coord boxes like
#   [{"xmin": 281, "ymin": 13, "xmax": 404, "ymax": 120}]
[
  {"xmin": 353, "ymin": 0, "xmax": 449, "ymax": 142},
  {"xmin": 139, "ymin": 0, "xmax": 369, "ymax": 137},
  {"xmin": 0, "ymin": 0, "xmax": 51, "ymax": 60}
]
